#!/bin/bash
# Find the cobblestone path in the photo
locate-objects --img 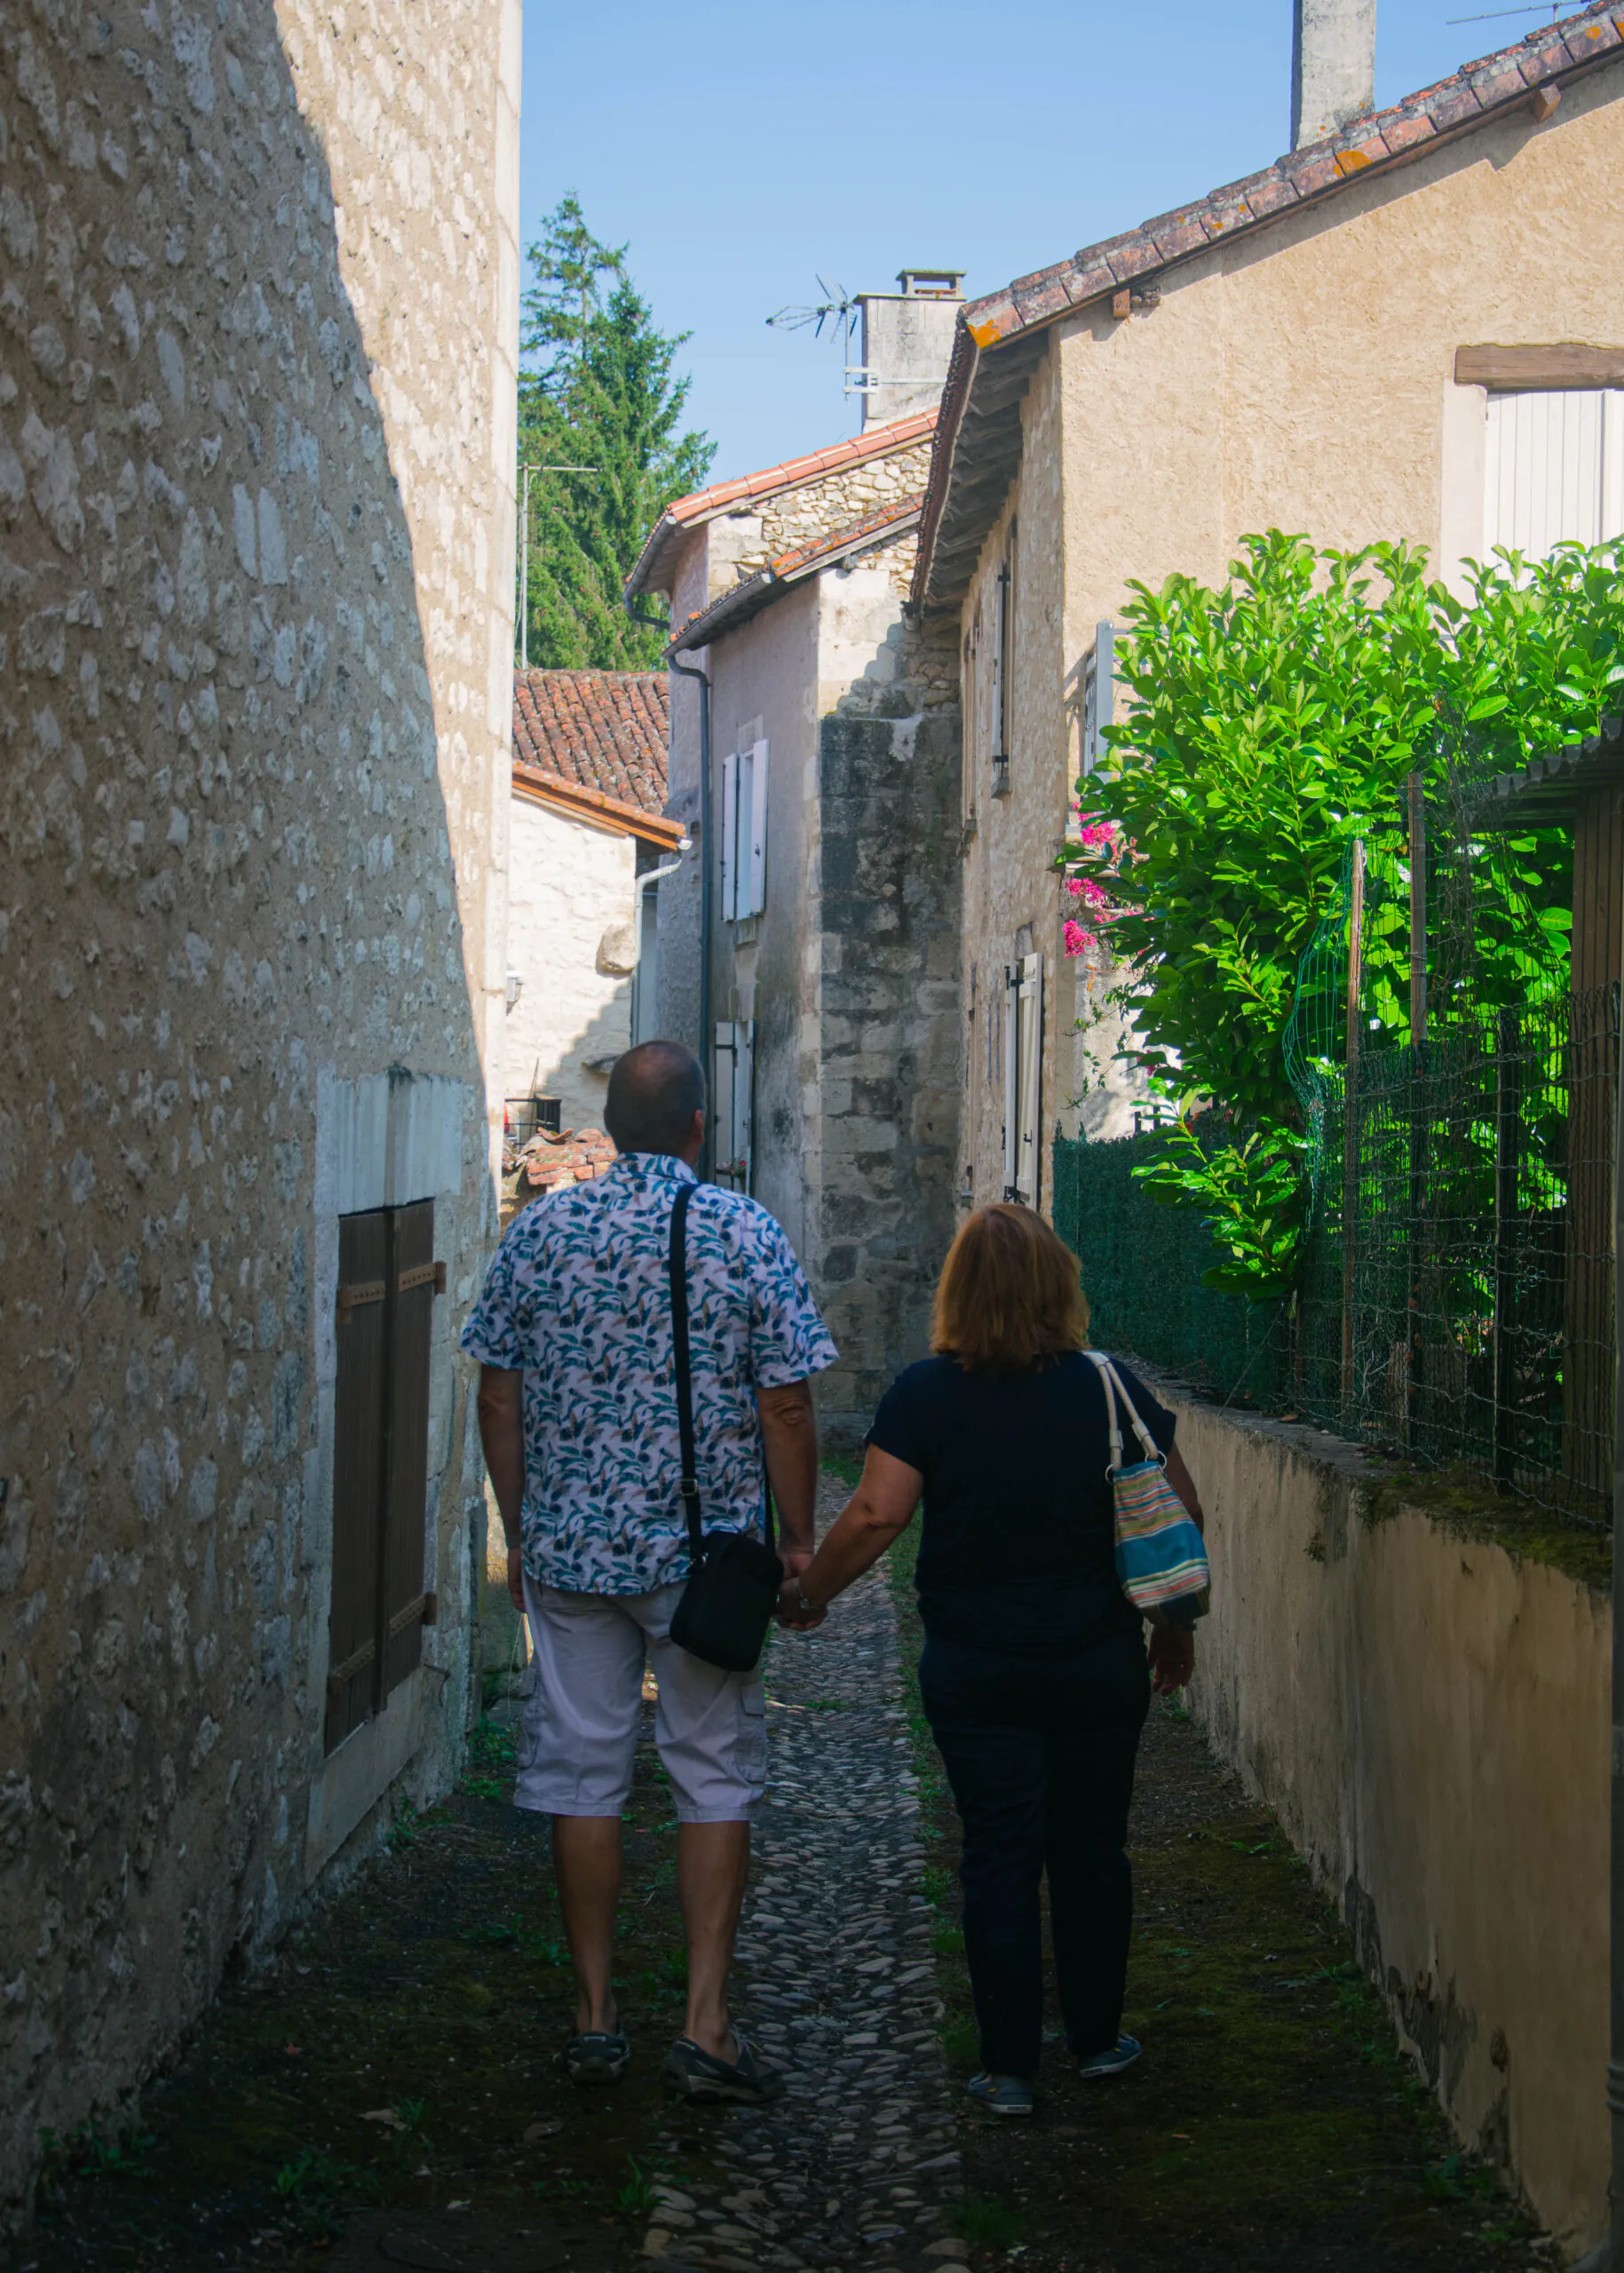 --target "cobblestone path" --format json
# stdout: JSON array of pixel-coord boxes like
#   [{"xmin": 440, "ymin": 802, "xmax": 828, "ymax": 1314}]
[{"xmin": 641, "ymin": 1525, "xmax": 966, "ymax": 2273}]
